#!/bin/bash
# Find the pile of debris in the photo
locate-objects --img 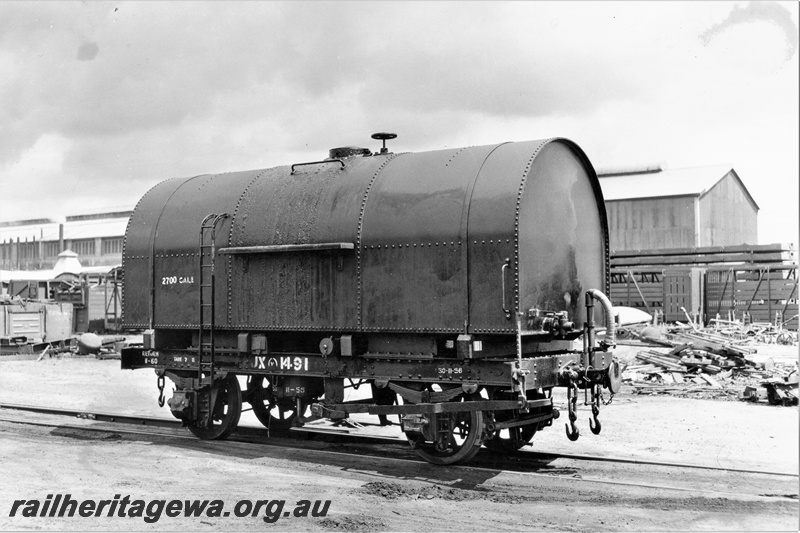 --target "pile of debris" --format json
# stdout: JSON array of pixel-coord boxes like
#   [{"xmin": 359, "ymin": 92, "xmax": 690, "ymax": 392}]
[
  {"xmin": 703, "ymin": 317, "xmax": 798, "ymax": 346},
  {"xmin": 621, "ymin": 325, "xmax": 798, "ymax": 405},
  {"xmin": 28, "ymin": 333, "xmax": 126, "ymax": 361}
]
